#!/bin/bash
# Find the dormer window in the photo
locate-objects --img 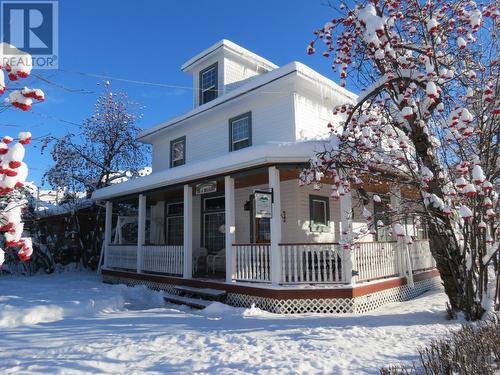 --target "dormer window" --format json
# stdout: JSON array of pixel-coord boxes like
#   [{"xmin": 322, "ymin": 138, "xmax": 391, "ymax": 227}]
[{"xmin": 199, "ymin": 63, "xmax": 218, "ymax": 105}]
